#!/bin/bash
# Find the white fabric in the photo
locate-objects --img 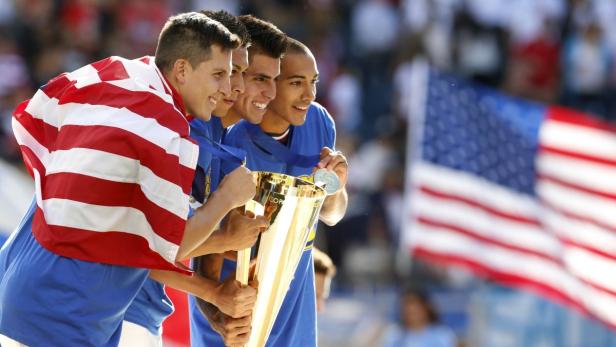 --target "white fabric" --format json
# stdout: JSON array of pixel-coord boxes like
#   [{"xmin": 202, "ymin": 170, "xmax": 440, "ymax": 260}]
[
  {"xmin": 0, "ymin": 334, "xmax": 28, "ymax": 347},
  {"xmin": 118, "ymin": 321, "xmax": 162, "ymax": 347}
]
